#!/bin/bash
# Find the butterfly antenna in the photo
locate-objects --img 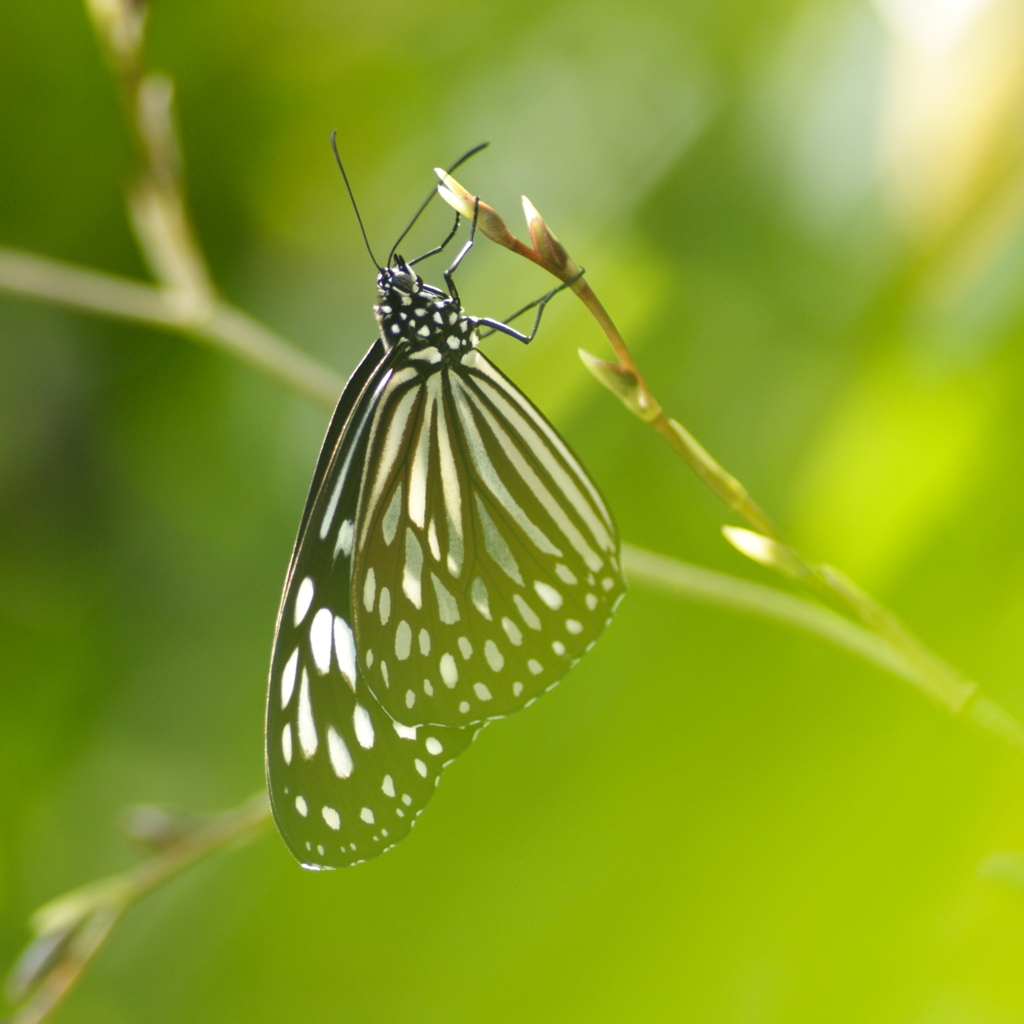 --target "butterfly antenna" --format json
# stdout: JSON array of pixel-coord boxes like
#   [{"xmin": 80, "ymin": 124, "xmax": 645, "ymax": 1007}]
[
  {"xmin": 330, "ymin": 130, "xmax": 381, "ymax": 271},
  {"xmin": 388, "ymin": 141, "xmax": 490, "ymax": 266}
]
